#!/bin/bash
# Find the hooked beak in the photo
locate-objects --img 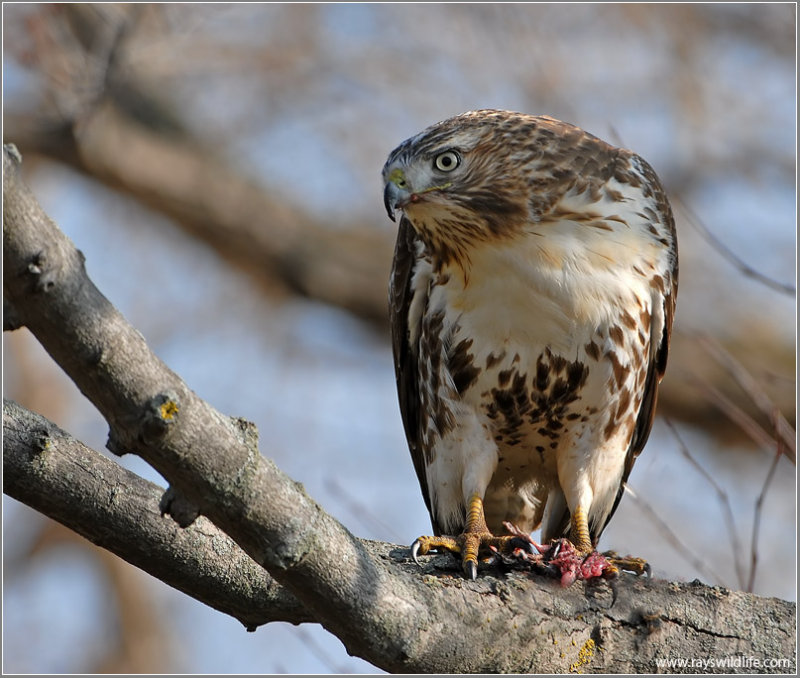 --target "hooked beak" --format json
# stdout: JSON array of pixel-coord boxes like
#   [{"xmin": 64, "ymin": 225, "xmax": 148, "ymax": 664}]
[
  {"xmin": 384, "ymin": 167, "xmax": 452, "ymax": 222},
  {"xmin": 384, "ymin": 181, "xmax": 401, "ymax": 222},
  {"xmin": 384, "ymin": 167, "xmax": 411, "ymax": 222}
]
